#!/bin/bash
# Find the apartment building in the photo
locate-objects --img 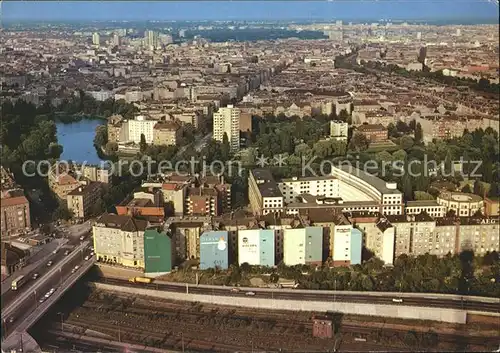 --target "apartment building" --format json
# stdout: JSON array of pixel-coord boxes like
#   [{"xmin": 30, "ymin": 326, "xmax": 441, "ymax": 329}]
[
  {"xmin": 79, "ymin": 165, "xmax": 112, "ymax": 184},
  {"xmin": 330, "ymin": 165, "xmax": 403, "ymax": 216},
  {"xmin": 161, "ymin": 183, "xmax": 187, "ymax": 216},
  {"xmin": 213, "ymin": 105, "xmax": 240, "ymax": 152},
  {"xmin": 458, "ymin": 217, "xmax": 499, "ymax": 255},
  {"xmin": 388, "ymin": 213, "xmax": 438, "ymax": 258},
  {"xmin": 107, "ymin": 114, "xmax": 128, "ymax": 143},
  {"xmin": 66, "ymin": 182, "xmax": 102, "ymax": 220},
  {"xmin": 93, "ymin": 214, "xmax": 148, "ymax": 268},
  {"xmin": 115, "ymin": 191, "xmax": 165, "ymax": 224},
  {"xmin": 248, "ymin": 169, "xmax": 284, "ymax": 216},
  {"xmin": 437, "ymin": 192, "xmax": 484, "ymax": 217},
  {"xmin": 153, "ymin": 121, "xmax": 181, "ymax": 146},
  {"xmin": 355, "ymin": 123, "xmax": 388, "ymax": 142},
  {"xmin": 164, "ymin": 216, "xmax": 212, "ymax": 263},
  {"xmin": 351, "ymin": 213, "xmax": 395, "ymax": 265},
  {"xmin": 484, "ymin": 198, "xmax": 499, "ymax": 217},
  {"xmin": 48, "ymin": 169, "xmax": 84, "ymax": 201},
  {"xmin": 283, "ymin": 227, "xmax": 323, "ymax": 266},
  {"xmin": 238, "ymin": 229, "xmax": 275, "ymax": 267},
  {"xmin": 405, "ymin": 200, "xmax": 446, "ymax": 218},
  {"xmin": 1, "ymin": 190, "xmax": 31, "ymax": 237},
  {"xmin": 127, "ymin": 115, "xmax": 157, "ymax": 144},
  {"xmin": 331, "ymin": 214, "xmax": 362, "ymax": 266},
  {"xmin": 200, "ymin": 175, "xmax": 232, "ymax": 214},
  {"xmin": 199, "ymin": 230, "xmax": 229, "ymax": 270},
  {"xmin": 279, "ymin": 175, "xmax": 339, "ymax": 204},
  {"xmin": 329, "ymin": 120, "xmax": 349, "ymax": 142},
  {"xmin": 185, "ymin": 187, "xmax": 220, "ymax": 216}
]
